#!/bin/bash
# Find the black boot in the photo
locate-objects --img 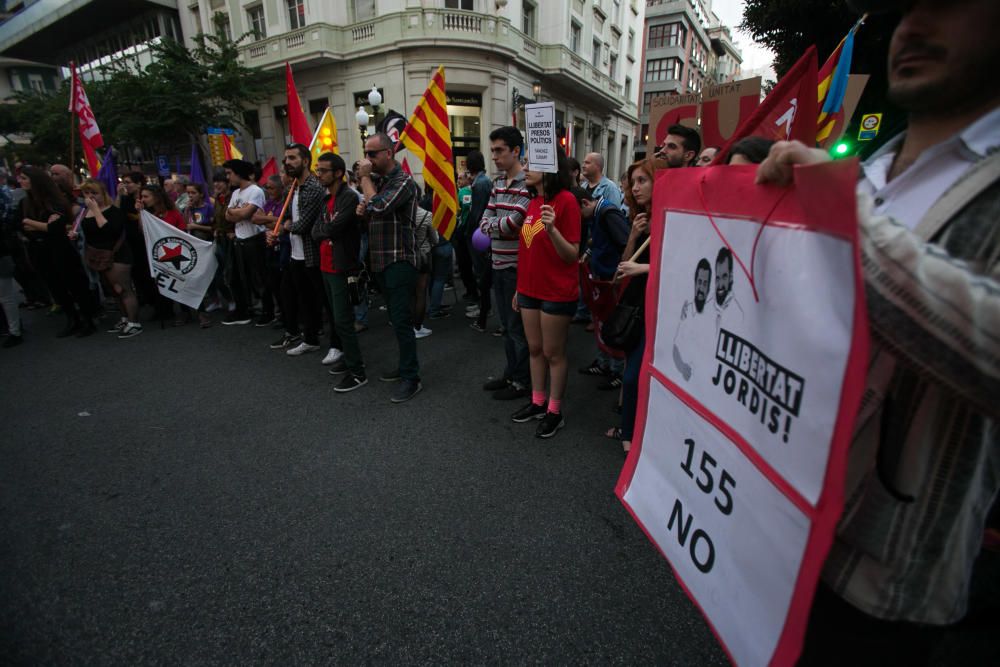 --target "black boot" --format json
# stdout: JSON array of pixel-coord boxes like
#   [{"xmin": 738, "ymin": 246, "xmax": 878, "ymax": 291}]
[{"xmin": 57, "ymin": 316, "xmax": 81, "ymax": 338}]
